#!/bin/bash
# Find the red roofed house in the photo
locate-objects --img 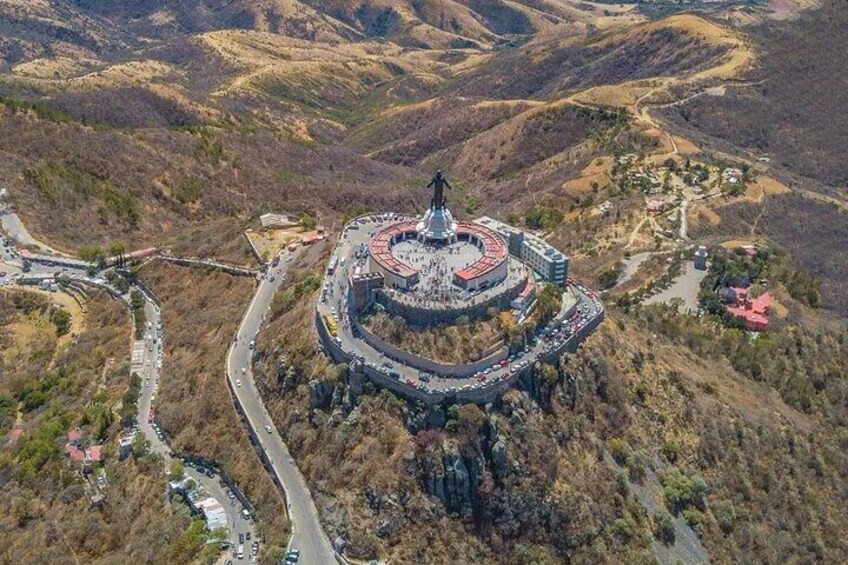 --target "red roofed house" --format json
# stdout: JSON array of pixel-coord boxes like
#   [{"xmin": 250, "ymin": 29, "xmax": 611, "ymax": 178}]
[
  {"xmin": 725, "ymin": 286, "xmax": 770, "ymax": 331},
  {"xmin": 86, "ymin": 445, "xmax": 103, "ymax": 463},
  {"xmin": 646, "ymin": 199, "xmax": 665, "ymax": 214},
  {"xmin": 65, "ymin": 444, "xmax": 85, "ymax": 461},
  {"xmin": 511, "ymin": 282, "xmax": 537, "ymax": 311},
  {"xmin": 67, "ymin": 427, "xmax": 83, "ymax": 445}
]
